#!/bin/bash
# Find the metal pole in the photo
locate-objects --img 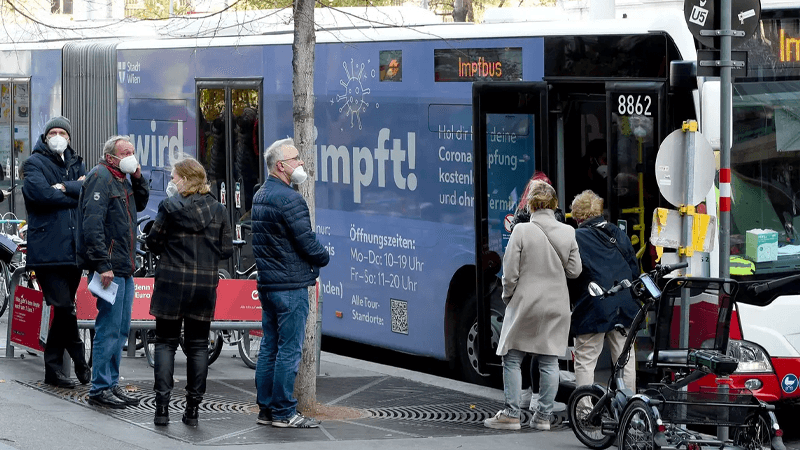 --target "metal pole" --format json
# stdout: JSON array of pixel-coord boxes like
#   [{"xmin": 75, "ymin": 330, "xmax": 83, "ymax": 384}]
[
  {"xmin": 679, "ymin": 125, "xmax": 696, "ymax": 349},
  {"xmin": 719, "ymin": 0, "xmax": 732, "ymax": 281},
  {"xmin": 717, "ymin": 0, "xmax": 732, "ymax": 440}
]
